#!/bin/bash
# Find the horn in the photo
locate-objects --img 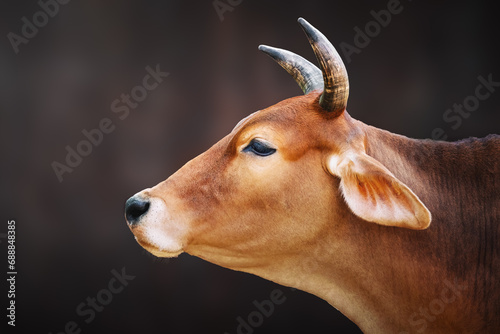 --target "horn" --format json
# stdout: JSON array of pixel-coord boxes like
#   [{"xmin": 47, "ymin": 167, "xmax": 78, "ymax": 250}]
[
  {"xmin": 298, "ymin": 18, "xmax": 349, "ymax": 114},
  {"xmin": 258, "ymin": 45, "xmax": 323, "ymax": 94}
]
